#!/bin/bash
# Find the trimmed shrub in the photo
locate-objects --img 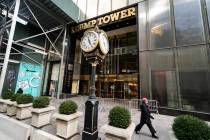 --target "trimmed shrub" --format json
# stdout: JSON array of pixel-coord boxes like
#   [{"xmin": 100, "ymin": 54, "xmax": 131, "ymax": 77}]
[
  {"xmin": 16, "ymin": 94, "xmax": 34, "ymax": 104},
  {"xmin": 59, "ymin": 100, "xmax": 78, "ymax": 115},
  {"xmin": 33, "ymin": 96, "xmax": 50, "ymax": 108},
  {"xmin": 11, "ymin": 93, "xmax": 22, "ymax": 101},
  {"xmin": 108, "ymin": 106, "xmax": 131, "ymax": 129},
  {"xmin": 173, "ymin": 115, "xmax": 210, "ymax": 140},
  {"xmin": 2, "ymin": 91, "xmax": 13, "ymax": 99}
]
